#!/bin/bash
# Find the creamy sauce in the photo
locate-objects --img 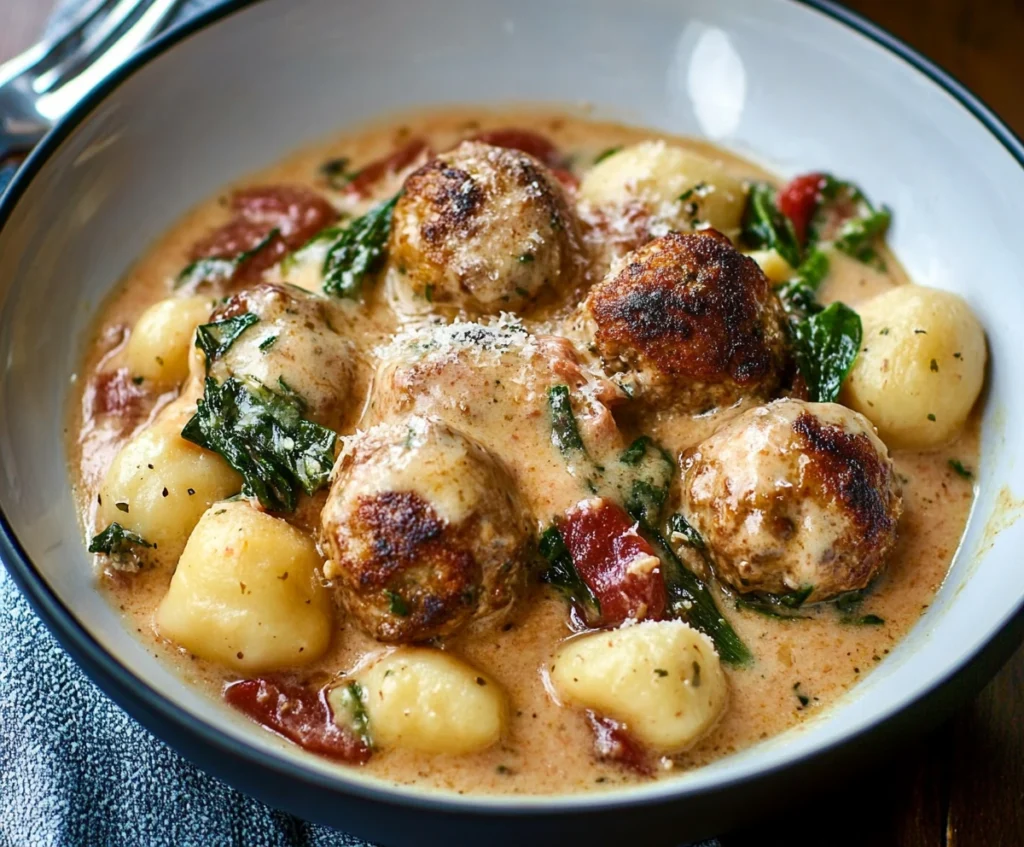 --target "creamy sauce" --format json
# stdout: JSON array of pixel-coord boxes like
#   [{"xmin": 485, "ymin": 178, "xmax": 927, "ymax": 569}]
[{"xmin": 67, "ymin": 108, "xmax": 980, "ymax": 795}]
